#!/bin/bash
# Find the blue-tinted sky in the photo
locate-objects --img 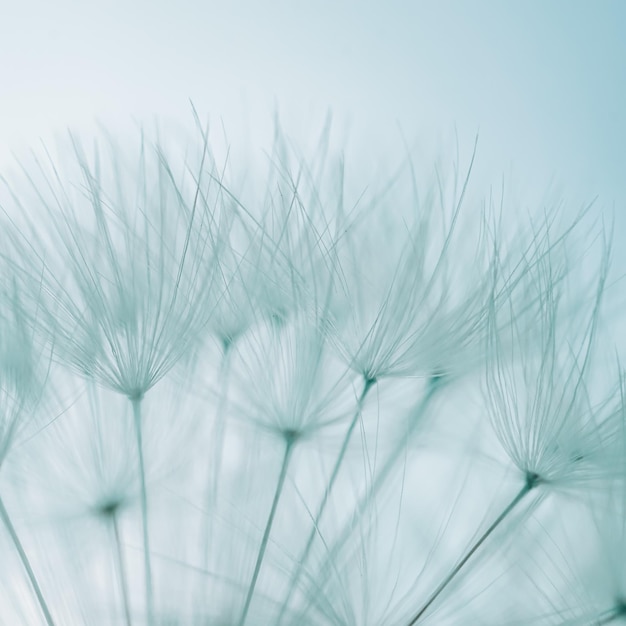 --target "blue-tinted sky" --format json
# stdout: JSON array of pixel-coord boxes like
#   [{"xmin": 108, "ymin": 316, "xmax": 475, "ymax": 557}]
[{"xmin": 1, "ymin": 1, "xmax": 625, "ymax": 212}]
